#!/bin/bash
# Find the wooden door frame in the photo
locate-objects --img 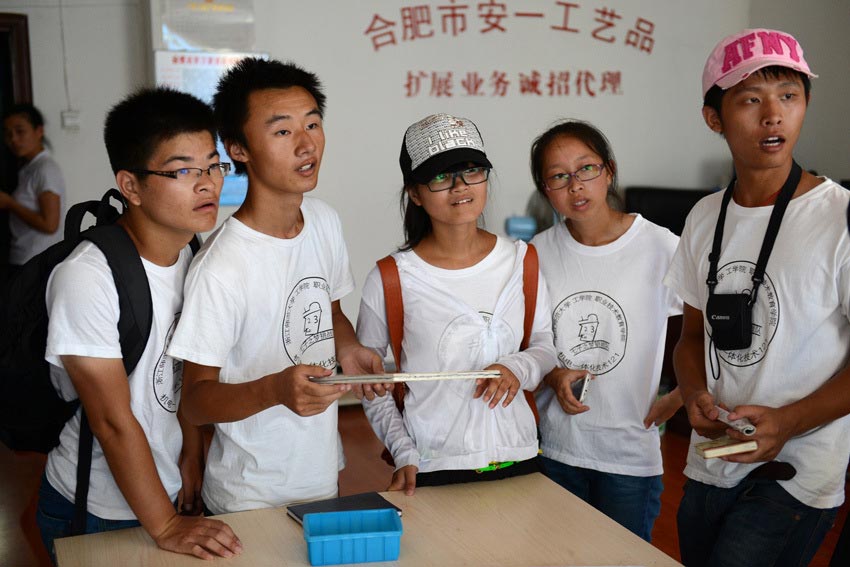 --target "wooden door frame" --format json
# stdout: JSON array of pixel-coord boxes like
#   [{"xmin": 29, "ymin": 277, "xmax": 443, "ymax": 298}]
[{"xmin": 0, "ymin": 13, "xmax": 32, "ymax": 103}]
